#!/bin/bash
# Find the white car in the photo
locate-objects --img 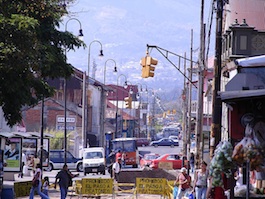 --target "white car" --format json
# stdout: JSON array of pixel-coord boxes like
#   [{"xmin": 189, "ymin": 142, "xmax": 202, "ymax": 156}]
[{"xmin": 168, "ymin": 136, "xmax": 179, "ymax": 144}]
